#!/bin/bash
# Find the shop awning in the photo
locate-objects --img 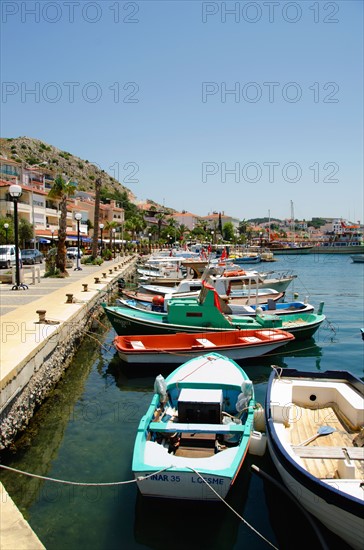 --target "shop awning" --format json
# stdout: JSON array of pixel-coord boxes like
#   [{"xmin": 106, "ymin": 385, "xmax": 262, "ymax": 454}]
[{"xmin": 66, "ymin": 236, "xmax": 92, "ymax": 243}]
